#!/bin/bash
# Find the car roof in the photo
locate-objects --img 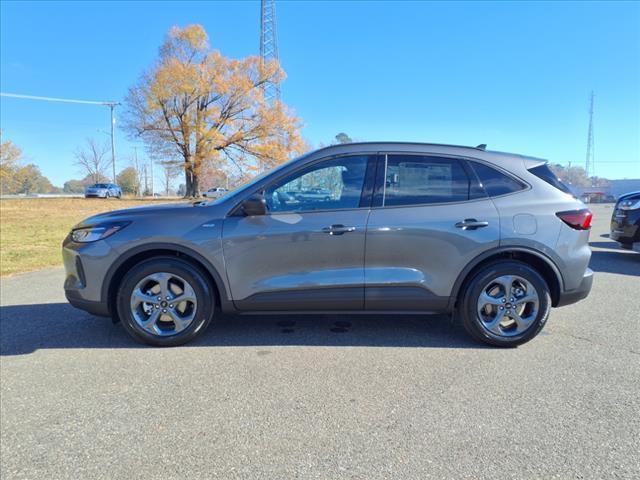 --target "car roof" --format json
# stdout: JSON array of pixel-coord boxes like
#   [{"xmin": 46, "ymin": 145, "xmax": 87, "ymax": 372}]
[
  {"xmin": 619, "ymin": 190, "xmax": 640, "ymax": 199},
  {"xmin": 304, "ymin": 142, "xmax": 547, "ymax": 166}
]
